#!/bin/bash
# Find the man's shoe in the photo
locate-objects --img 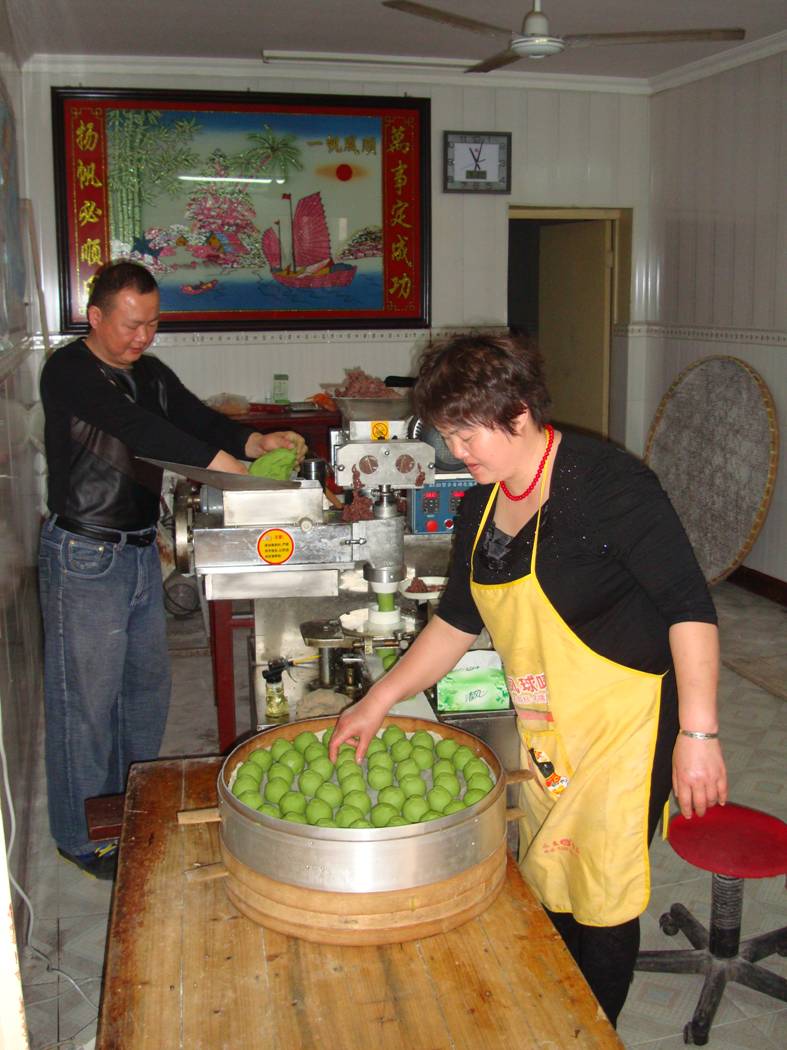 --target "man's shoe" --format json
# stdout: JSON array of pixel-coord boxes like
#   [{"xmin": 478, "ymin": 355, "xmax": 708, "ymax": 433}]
[{"xmin": 57, "ymin": 842, "xmax": 118, "ymax": 881}]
